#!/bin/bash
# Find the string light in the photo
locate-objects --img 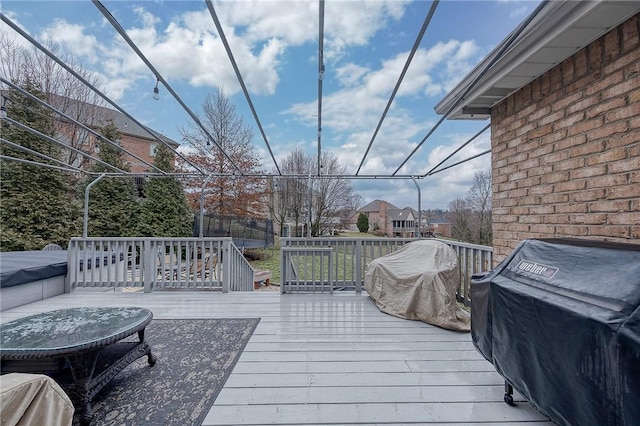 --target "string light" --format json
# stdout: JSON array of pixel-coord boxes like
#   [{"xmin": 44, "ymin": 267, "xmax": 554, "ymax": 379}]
[{"xmin": 153, "ymin": 78, "xmax": 160, "ymax": 100}]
